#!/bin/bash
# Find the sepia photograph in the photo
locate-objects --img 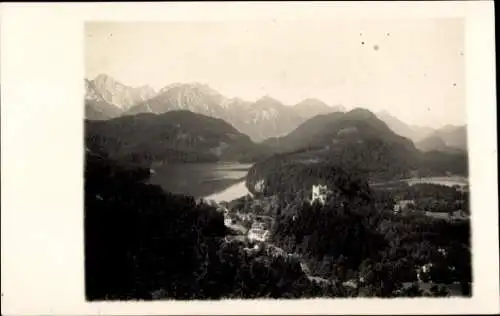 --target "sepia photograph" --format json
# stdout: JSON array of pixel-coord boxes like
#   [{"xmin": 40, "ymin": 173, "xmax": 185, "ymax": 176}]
[
  {"xmin": 1, "ymin": 2, "xmax": 498, "ymax": 315},
  {"xmin": 84, "ymin": 19, "xmax": 471, "ymax": 300}
]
